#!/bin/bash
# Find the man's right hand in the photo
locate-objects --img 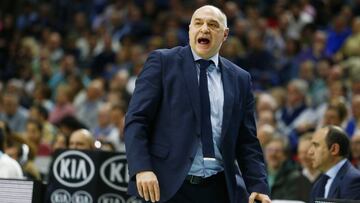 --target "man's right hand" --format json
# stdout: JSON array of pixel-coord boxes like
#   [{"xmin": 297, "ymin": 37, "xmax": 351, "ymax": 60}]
[{"xmin": 136, "ymin": 171, "xmax": 160, "ymax": 202}]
